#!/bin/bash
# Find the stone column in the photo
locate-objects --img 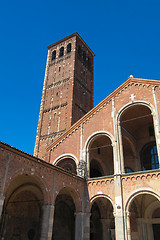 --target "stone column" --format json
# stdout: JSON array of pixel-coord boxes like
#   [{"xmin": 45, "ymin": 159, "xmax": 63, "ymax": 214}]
[
  {"xmin": 75, "ymin": 212, "xmax": 90, "ymax": 240},
  {"xmin": 137, "ymin": 218, "xmax": 146, "ymax": 240},
  {"xmin": 75, "ymin": 212, "xmax": 83, "ymax": 240},
  {"xmin": 0, "ymin": 195, "xmax": 5, "ymax": 221},
  {"xmin": 152, "ymin": 87, "xmax": 160, "ymax": 167},
  {"xmin": 146, "ymin": 221, "xmax": 154, "ymax": 240},
  {"xmin": 114, "ymin": 213, "xmax": 125, "ymax": 240},
  {"xmin": 125, "ymin": 211, "xmax": 131, "ymax": 240},
  {"xmin": 100, "ymin": 219, "xmax": 112, "ymax": 240},
  {"xmin": 117, "ymin": 121, "xmax": 125, "ymax": 174},
  {"xmin": 40, "ymin": 204, "xmax": 54, "ymax": 240}
]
